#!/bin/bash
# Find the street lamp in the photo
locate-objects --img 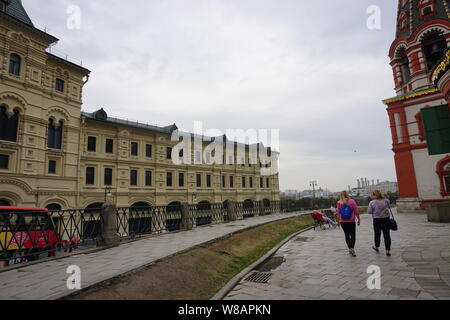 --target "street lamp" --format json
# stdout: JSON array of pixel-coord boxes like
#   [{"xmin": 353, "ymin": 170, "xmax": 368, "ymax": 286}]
[
  {"xmin": 104, "ymin": 186, "xmax": 112, "ymax": 201},
  {"xmin": 310, "ymin": 181, "xmax": 318, "ymax": 199},
  {"xmin": 192, "ymin": 193, "xmax": 197, "ymax": 204}
]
